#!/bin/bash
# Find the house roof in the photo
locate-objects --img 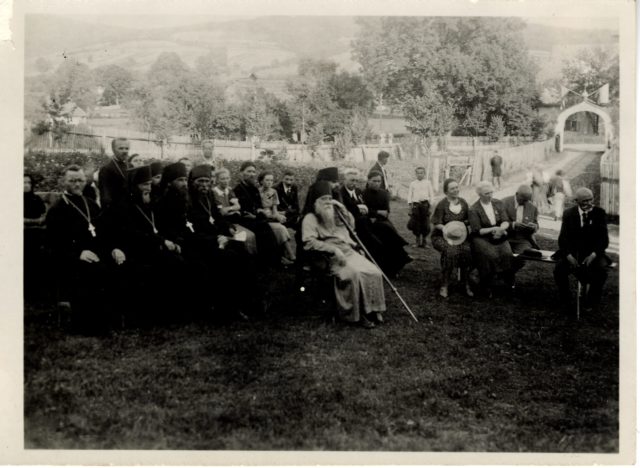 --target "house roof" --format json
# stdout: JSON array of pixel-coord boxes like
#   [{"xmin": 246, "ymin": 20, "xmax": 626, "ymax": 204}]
[{"xmin": 61, "ymin": 102, "xmax": 87, "ymax": 117}]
